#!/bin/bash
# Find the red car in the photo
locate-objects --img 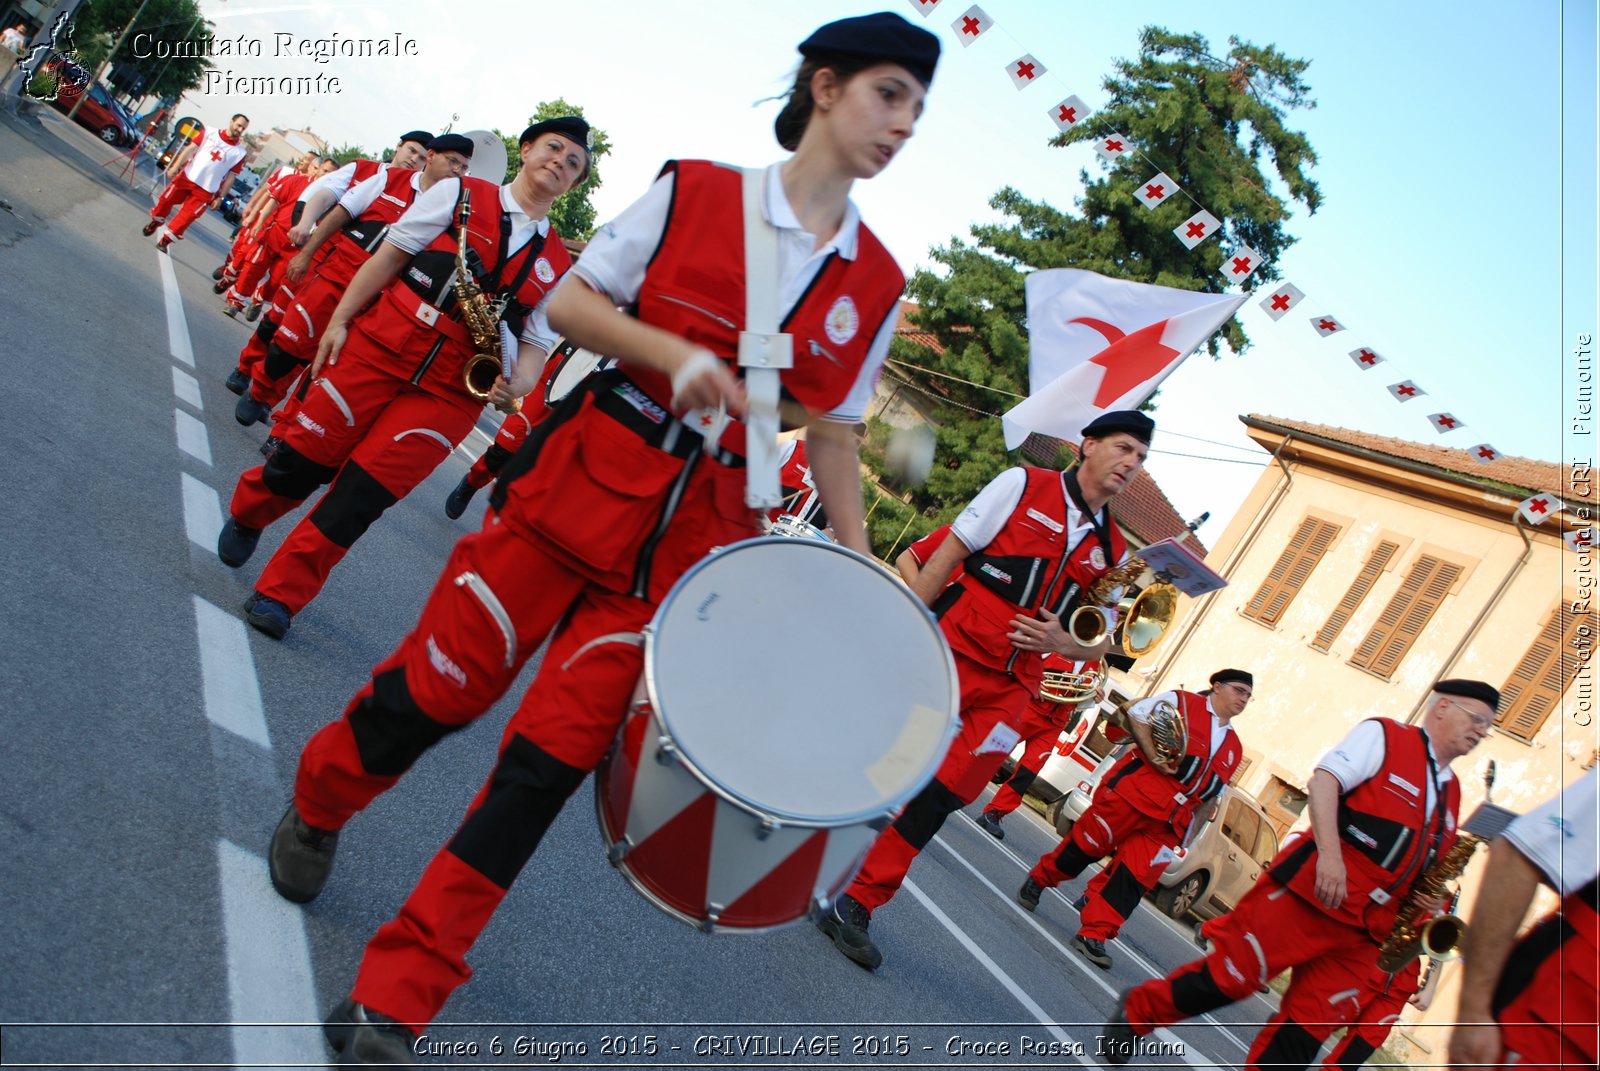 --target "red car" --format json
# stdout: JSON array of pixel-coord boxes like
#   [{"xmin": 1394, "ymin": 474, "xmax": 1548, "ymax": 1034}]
[{"xmin": 40, "ymin": 57, "xmax": 134, "ymax": 146}]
